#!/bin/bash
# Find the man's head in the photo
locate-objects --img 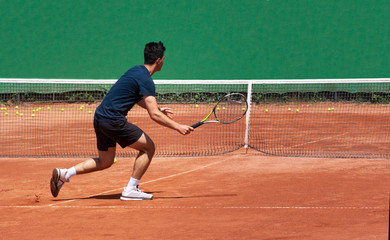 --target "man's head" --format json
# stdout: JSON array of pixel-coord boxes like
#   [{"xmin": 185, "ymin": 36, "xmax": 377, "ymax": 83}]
[{"xmin": 144, "ymin": 41, "xmax": 166, "ymax": 65}]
